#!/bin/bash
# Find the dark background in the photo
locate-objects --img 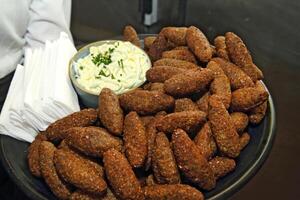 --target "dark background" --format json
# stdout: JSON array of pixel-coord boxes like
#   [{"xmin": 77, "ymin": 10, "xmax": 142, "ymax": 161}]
[{"xmin": 1, "ymin": 0, "xmax": 299, "ymax": 199}]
